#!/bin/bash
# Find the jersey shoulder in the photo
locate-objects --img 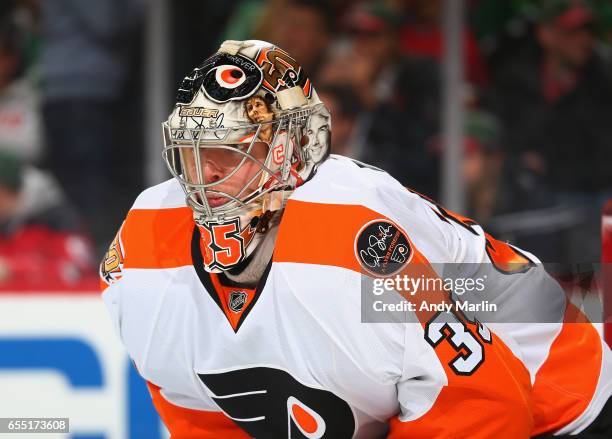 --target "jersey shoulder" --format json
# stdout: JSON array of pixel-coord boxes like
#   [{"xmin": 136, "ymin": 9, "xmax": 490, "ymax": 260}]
[
  {"xmin": 276, "ymin": 156, "xmax": 455, "ymax": 272},
  {"xmin": 108, "ymin": 179, "xmax": 194, "ymax": 273},
  {"xmin": 292, "ymin": 155, "xmax": 409, "ymax": 206},
  {"xmin": 131, "ymin": 178, "xmax": 187, "ymax": 210},
  {"xmin": 292, "ymin": 155, "xmax": 449, "ymax": 232}
]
